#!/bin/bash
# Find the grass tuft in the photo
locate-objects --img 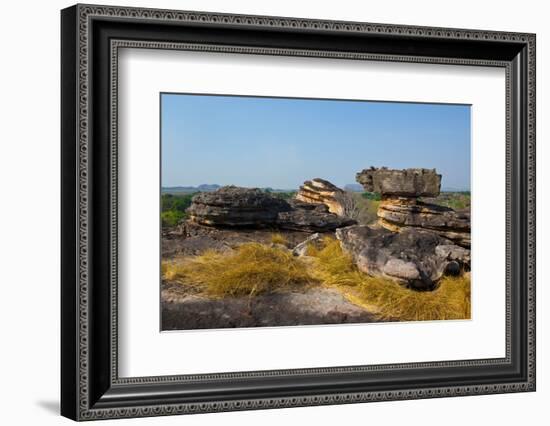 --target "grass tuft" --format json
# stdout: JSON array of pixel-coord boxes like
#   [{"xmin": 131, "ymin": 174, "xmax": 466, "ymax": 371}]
[
  {"xmin": 162, "ymin": 243, "xmax": 312, "ymax": 297},
  {"xmin": 270, "ymin": 233, "xmax": 289, "ymax": 246}
]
